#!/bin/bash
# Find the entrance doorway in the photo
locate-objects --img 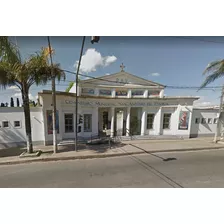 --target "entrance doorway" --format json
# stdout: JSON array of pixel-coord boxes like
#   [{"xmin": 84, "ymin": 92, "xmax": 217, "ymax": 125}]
[
  {"xmin": 130, "ymin": 108, "xmax": 141, "ymax": 135},
  {"xmin": 98, "ymin": 108, "xmax": 111, "ymax": 136},
  {"xmin": 114, "ymin": 108, "xmax": 126, "ymax": 136}
]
